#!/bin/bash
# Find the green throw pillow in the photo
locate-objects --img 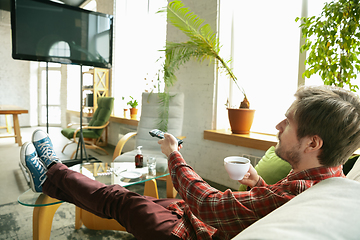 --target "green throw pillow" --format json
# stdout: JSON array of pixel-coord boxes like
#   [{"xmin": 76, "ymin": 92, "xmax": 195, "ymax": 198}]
[{"xmin": 239, "ymin": 146, "xmax": 292, "ymax": 191}]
